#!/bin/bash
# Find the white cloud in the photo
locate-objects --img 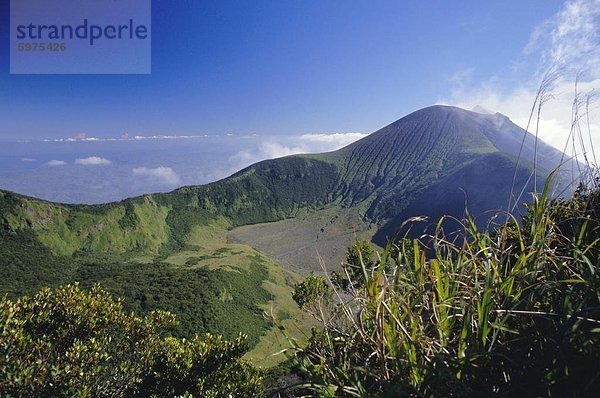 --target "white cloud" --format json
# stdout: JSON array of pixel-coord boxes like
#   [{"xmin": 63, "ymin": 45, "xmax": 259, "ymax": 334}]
[
  {"xmin": 546, "ymin": 0, "xmax": 599, "ymax": 67},
  {"xmin": 74, "ymin": 156, "xmax": 112, "ymax": 165},
  {"xmin": 439, "ymin": 0, "xmax": 600, "ymax": 159},
  {"xmin": 20, "ymin": 157, "xmax": 36, "ymax": 162},
  {"xmin": 445, "ymin": 66, "xmax": 475, "ymax": 99},
  {"xmin": 132, "ymin": 166, "xmax": 181, "ymax": 185},
  {"xmin": 299, "ymin": 132, "xmax": 368, "ymax": 146},
  {"xmin": 229, "ymin": 142, "xmax": 307, "ymax": 171},
  {"xmin": 47, "ymin": 160, "xmax": 66, "ymax": 166},
  {"xmin": 439, "ymin": 79, "xmax": 600, "ymax": 153},
  {"xmin": 259, "ymin": 141, "xmax": 307, "ymax": 158},
  {"xmin": 228, "ymin": 133, "xmax": 367, "ymax": 172},
  {"xmin": 44, "ymin": 134, "xmax": 210, "ymax": 143}
]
